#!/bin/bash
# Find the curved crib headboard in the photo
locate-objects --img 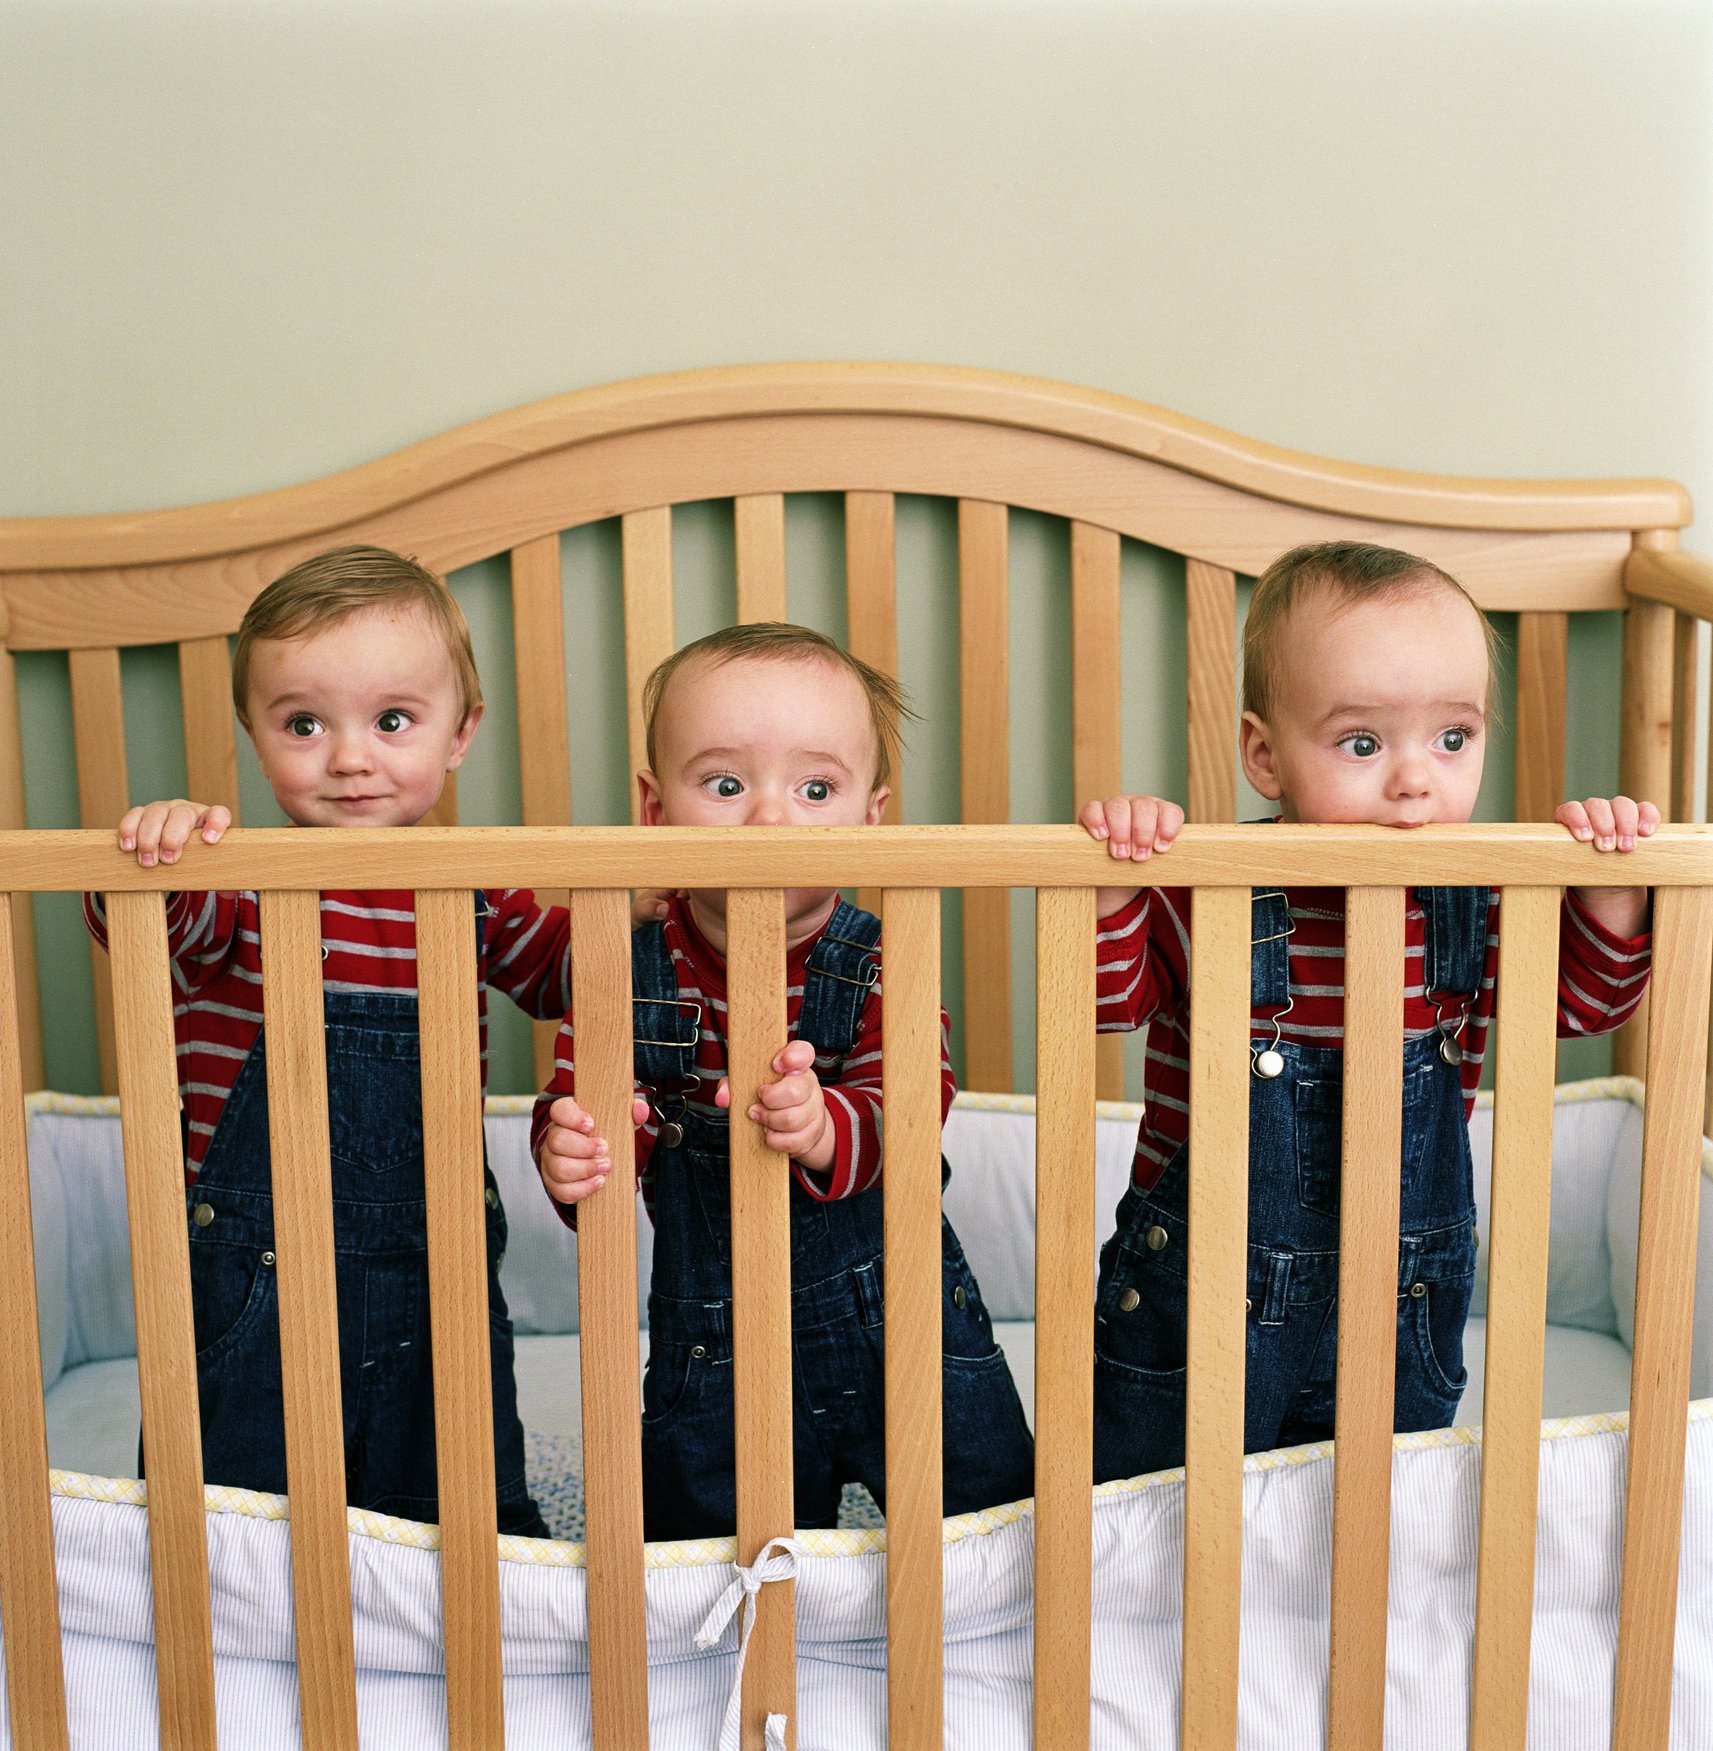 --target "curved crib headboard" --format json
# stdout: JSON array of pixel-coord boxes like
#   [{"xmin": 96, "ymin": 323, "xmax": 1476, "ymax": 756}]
[{"xmin": 0, "ymin": 362, "xmax": 1707, "ymax": 1105}]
